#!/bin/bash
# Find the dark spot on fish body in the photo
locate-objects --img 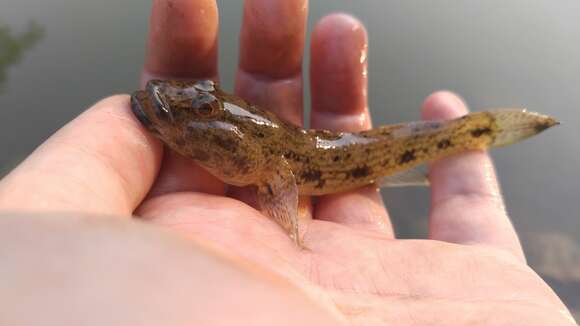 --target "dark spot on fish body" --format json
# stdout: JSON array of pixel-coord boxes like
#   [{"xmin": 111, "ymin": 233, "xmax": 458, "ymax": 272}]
[
  {"xmin": 266, "ymin": 184, "xmax": 274, "ymax": 196},
  {"xmin": 301, "ymin": 169, "xmax": 322, "ymax": 183},
  {"xmin": 470, "ymin": 127, "xmax": 492, "ymax": 138},
  {"xmin": 399, "ymin": 150, "xmax": 416, "ymax": 164},
  {"xmin": 315, "ymin": 178, "xmax": 326, "ymax": 189},
  {"xmin": 233, "ymin": 156, "xmax": 250, "ymax": 174},
  {"xmin": 350, "ymin": 165, "xmax": 371, "ymax": 179},
  {"xmin": 284, "ymin": 150, "xmax": 302, "ymax": 163},
  {"xmin": 437, "ymin": 139, "xmax": 452, "ymax": 149},
  {"xmin": 213, "ymin": 135, "xmax": 236, "ymax": 151},
  {"xmin": 192, "ymin": 149, "xmax": 210, "ymax": 162},
  {"xmin": 256, "ymin": 132, "xmax": 265, "ymax": 138},
  {"xmin": 333, "ymin": 155, "xmax": 340, "ymax": 162},
  {"xmin": 174, "ymin": 138, "xmax": 186, "ymax": 147}
]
